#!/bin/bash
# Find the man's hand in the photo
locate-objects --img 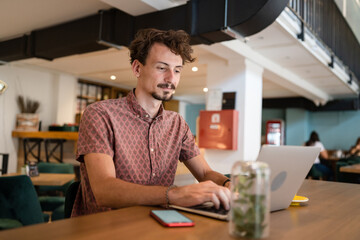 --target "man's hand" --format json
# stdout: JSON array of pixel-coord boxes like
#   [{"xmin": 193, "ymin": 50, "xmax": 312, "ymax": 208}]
[
  {"xmin": 224, "ymin": 180, "xmax": 231, "ymax": 189},
  {"xmin": 168, "ymin": 180, "xmax": 231, "ymax": 210}
]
